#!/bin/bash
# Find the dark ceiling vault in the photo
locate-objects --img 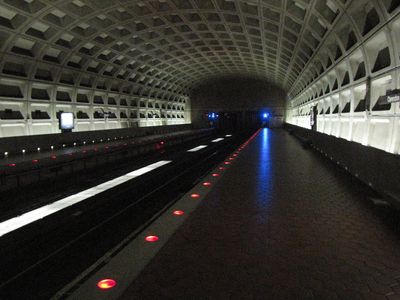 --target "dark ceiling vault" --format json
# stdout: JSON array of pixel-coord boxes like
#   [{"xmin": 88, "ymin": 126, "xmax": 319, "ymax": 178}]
[{"xmin": 190, "ymin": 75, "xmax": 286, "ymax": 111}]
